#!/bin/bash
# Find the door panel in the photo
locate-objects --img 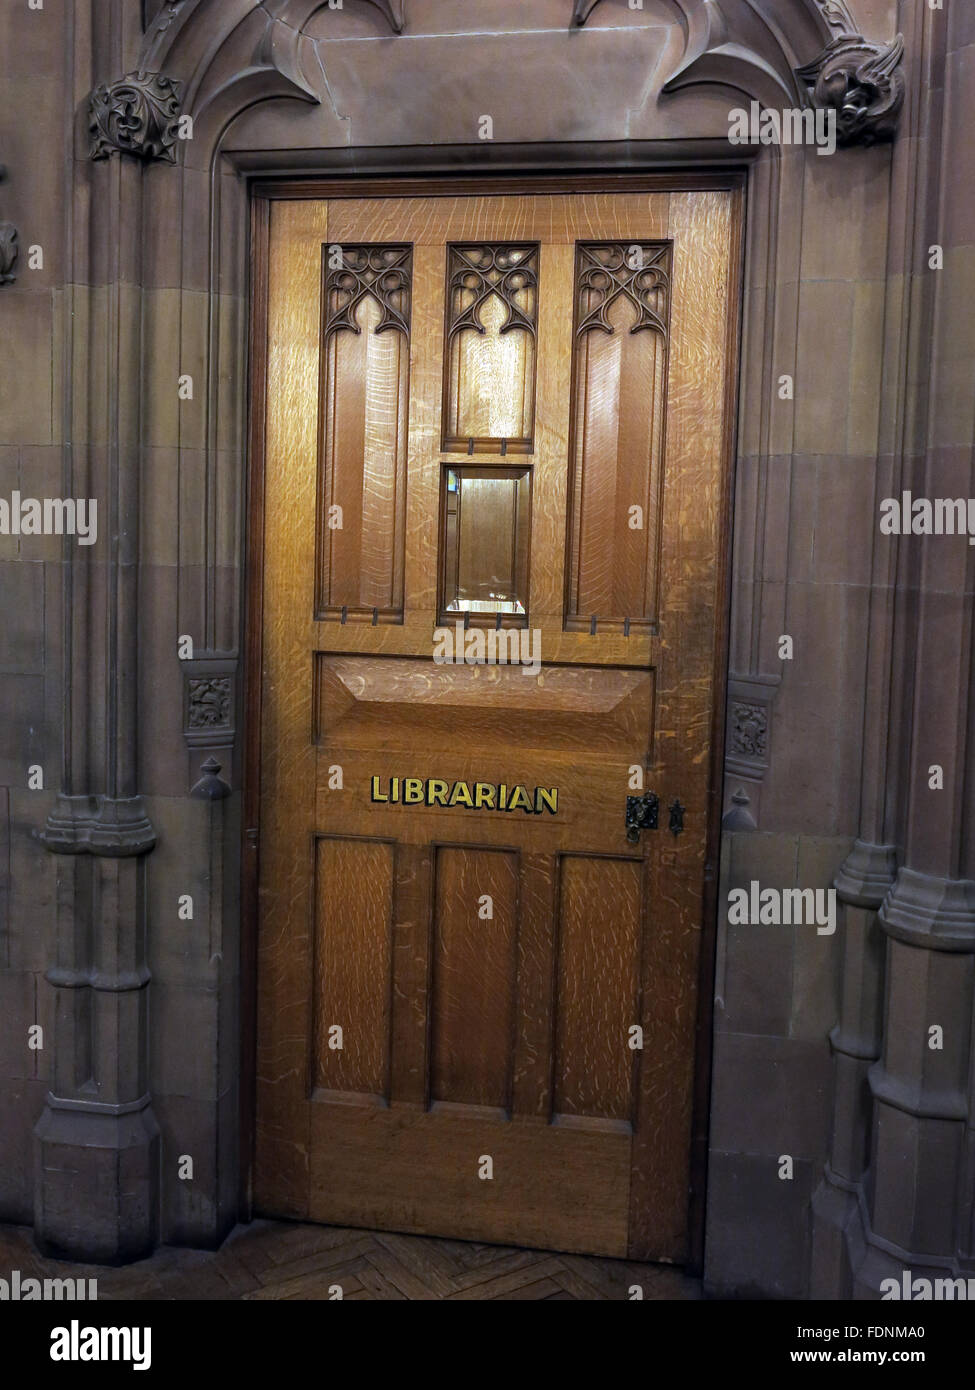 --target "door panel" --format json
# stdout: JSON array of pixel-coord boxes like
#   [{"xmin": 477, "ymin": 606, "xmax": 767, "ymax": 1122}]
[
  {"xmin": 255, "ymin": 186, "xmax": 738, "ymax": 1261},
  {"xmin": 431, "ymin": 846, "xmax": 519, "ymax": 1111},
  {"xmin": 312, "ymin": 836, "xmax": 393, "ymax": 1099},
  {"xmin": 554, "ymin": 854, "xmax": 642, "ymax": 1126}
]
